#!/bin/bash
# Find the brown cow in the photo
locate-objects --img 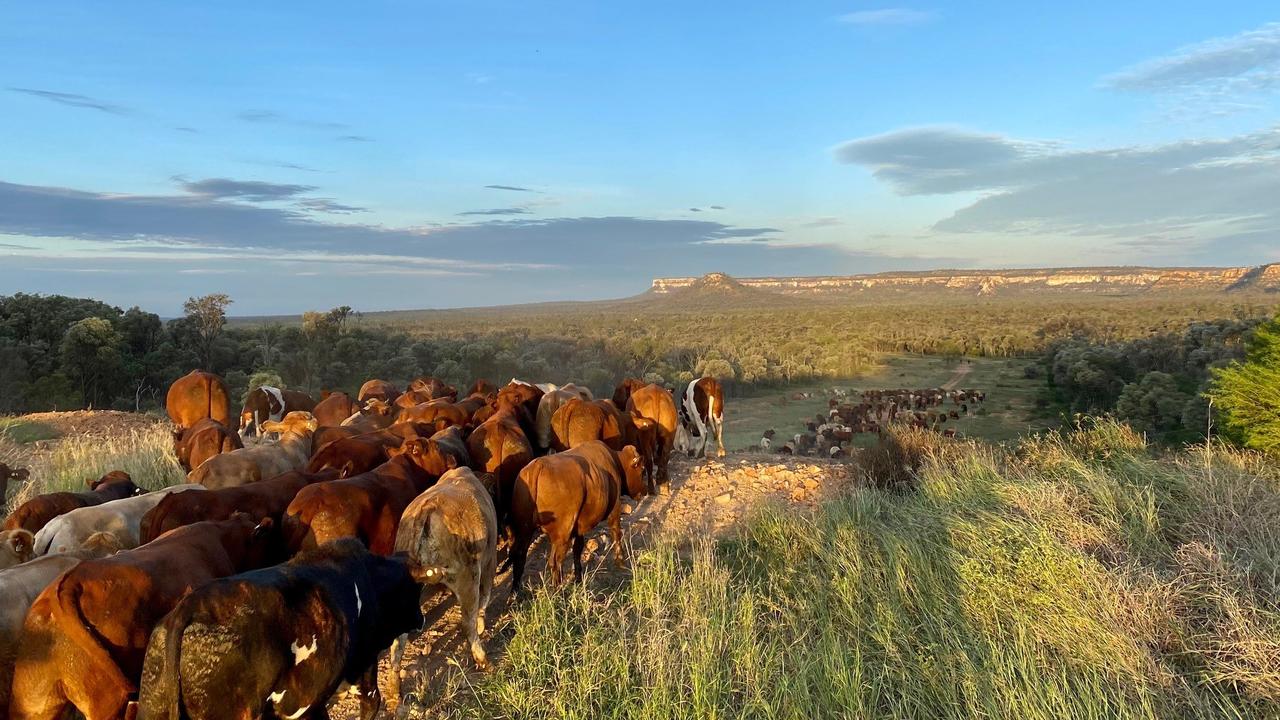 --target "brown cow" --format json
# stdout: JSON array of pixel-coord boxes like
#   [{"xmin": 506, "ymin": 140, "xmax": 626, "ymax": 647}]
[
  {"xmin": 341, "ymin": 397, "xmax": 397, "ymax": 433},
  {"xmin": 0, "ymin": 533, "xmax": 122, "ymax": 719},
  {"xmin": 509, "ymin": 441, "xmax": 643, "ymax": 595},
  {"xmin": 466, "ymin": 407, "xmax": 534, "ymax": 527},
  {"xmin": 282, "ymin": 442, "xmax": 451, "ymax": 555},
  {"xmin": 535, "ymin": 385, "xmax": 593, "ymax": 451},
  {"xmin": 396, "ymin": 399, "xmax": 471, "ymax": 431},
  {"xmin": 627, "ymin": 384, "xmax": 678, "ymax": 488},
  {"xmin": 611, "ymin": 377, "xmax": 648, "ymax": 409},
  {"xmin": 165, "ymin": 370, "xmax": 232, "ymax": 430},
  {"xmin": 409, "ymin": 377, "xmax": 457, "ymax": 402},
  {"xmin": 549, "ymin": 398, "xmax": 621, "ymax": 453},
  {"xmin": 239, "ymin": 386, "xmax": 317, "ymax": 438},
  {"xmin": 3, "ymin": 471, "xmax": 140, "ymax": 535},
  {"xmin": 139, "ymin": 468, "xmax": 339, "ymax": 544},
  {"xmin": 358, "ymin": 379, "xmax": 401, "ymax": 404},
  {"xmin": 9, "ymin": 514, "xmax": 282, "ymax": 720},
  {"xmin": 171, "ymin": 418, "xmax": 242, "ymax": 473},
  {"xmin": 188, "ymin": 412, "xmax": 318, "ymax": 489},
  {"xmin": 496, "ymin": 380, "xmax": 543, "ymax": 434},
  {"xmin": 306, "ymin": 422, "xmax": 435, "ymax": 477},
  {"xmin": 312, "ymin": 390, "xmax": 357, "ymax": 427},
  {"xmin": 310, "ymin": 425, "xmax": 359, "ymax": 456}
]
